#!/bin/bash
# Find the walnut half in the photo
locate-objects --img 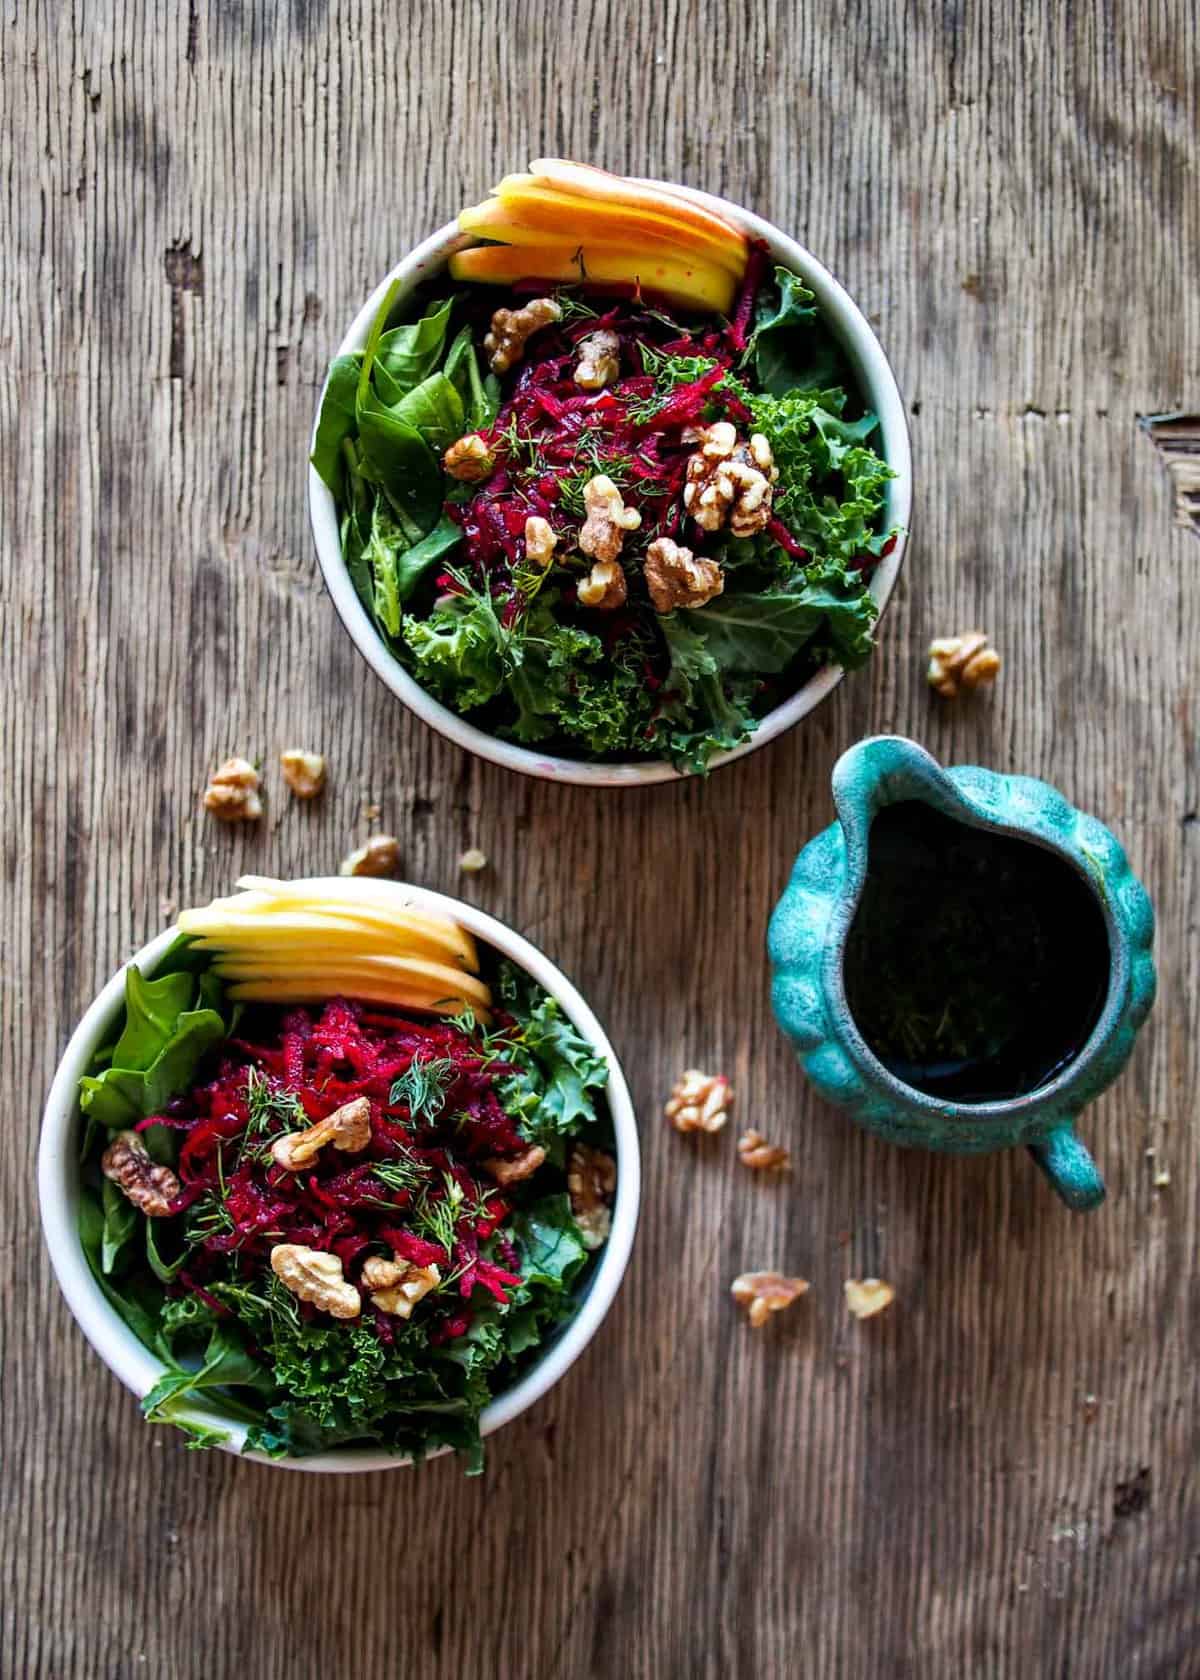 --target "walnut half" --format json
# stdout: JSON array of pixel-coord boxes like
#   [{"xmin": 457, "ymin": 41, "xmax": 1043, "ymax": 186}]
[
  {"xmin": 444, "ymin": 433, "xmax": 496, "ymax": 482},
  {"xmin": 573, "ymin": 329, "xmax": 620, "ymax": 391},
  {"xmin": 271, "ymin": 1096, "xmax": 372, "ymax": 1171},
  {"xmin": 844, "ymin": 1278, "xmax": 896, "ymax": 1319},
  {"xmin": 484, "ymin": 297, "xmax": 562, "ymax": 375},
  {"xmin": 101, "ymin": 1131, "xmax": 181, "ymax": 1217},
  {"xmin": 484, "ymin": 1143, "xmax": 546, "ymax": 1186},
  {"xmin": 926, "ymin": 631, "xmax": 1001, "ymax": 698},
  {"xmin": 682, "ymin": 424, "xmax": 778, "ymax": 537},
  {"xmin": 203, "ymin": 757, "xmax": 262, "ymax": 823},
  {"xmin": 270, "ymin": 1244, "xmax": 362, "ymax": 1318},
  {"xmin": 737, "ymin": 1129, "xmax": 791, "ymax": 1172},
  {"xmin": 731, "ymin": 1270, "xmax": 809, "ymax": 1328},
  {"xmin": 280, "ymin": 749, "xmax": 326, "ymax": 799},
  {"xmin": 567, "ymin": 1142, "xmax": 617, "ymax": 1250},
  {"xmin": 360, "ymin": 1256, "xmax": 441, "ymax": 1318},
  {"xmin": 340, "ymin": 834, "xmax": 401, "ymax": 878},
  {"xmin": 579, "ymin": 474, "xmax": 641, "ymax": 565},
  {"xmin": 665, "ymin": 1068, "xmax": 732, "ymax": 1134},
  {"xmin": 643, "ymin": 537, "xmax": 724, "ymax": 612}
]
